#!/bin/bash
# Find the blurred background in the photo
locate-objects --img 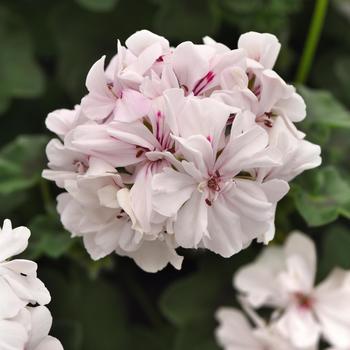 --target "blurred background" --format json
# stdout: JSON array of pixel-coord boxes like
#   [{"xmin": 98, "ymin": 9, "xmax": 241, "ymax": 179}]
[{"xmin": 0, "ymin": 0, "xmax": 350, "ymax": 349}]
